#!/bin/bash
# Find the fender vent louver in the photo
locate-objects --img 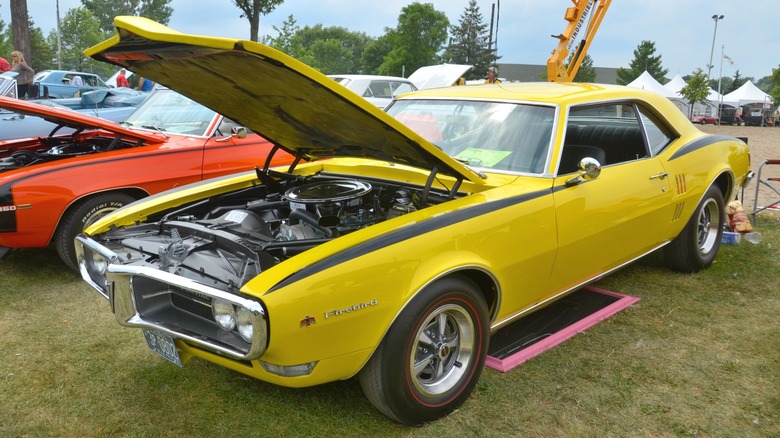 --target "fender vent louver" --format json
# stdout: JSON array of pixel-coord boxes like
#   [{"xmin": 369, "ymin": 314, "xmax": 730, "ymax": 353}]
[
  {"xmin": 675, "ymin": 174, "xmax": 687, "ymax": 195},
  {"xmin": 672, "ymin": 202, "xmax": 685, "ymax": 222}
]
